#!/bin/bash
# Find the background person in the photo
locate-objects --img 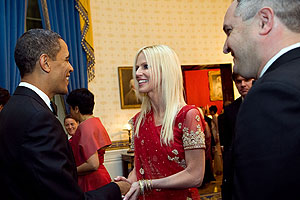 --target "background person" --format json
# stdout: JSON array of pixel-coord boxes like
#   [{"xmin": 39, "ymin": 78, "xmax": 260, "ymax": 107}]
[
  {"xmin": 64, "ymin": 114, "xmax": 79, "ymax": 141},
  {"xmin": 217, "ymin": 100, "xmax": 231, "ymax": 151},
  {"xmin": 116, "ymin": 45, "xmax": 205, "ymax": 200},
  {"xmin": 124, "ymin": 79, "xmax": 141, "ymax": 105},
  {"xmin": 198, "ymin": 107, "xmax": 215, "ymax": 186},
  {"xmin": 209, "ymin": 105, "xmax": 222, "ymax": 176},
  {"xmin": 67, "ymin": 88, "xmax": 112, "ymax": 192},
  {"xmin": 220, "ymin": 72, "xmax": 254, "ymax": 200},
  {"xmin": 223, "ymin": 0, "xmax": 300, "ymax": 199}
]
